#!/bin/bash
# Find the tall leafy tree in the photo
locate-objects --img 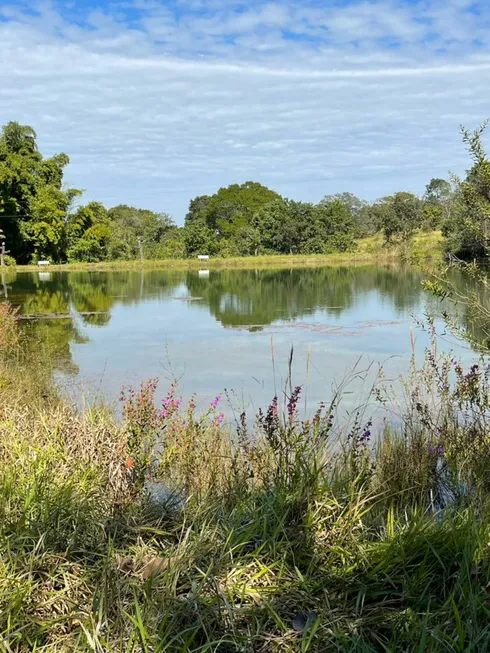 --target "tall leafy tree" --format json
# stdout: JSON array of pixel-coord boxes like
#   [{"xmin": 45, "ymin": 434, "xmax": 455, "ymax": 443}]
[
  {"xmin": 186, "ymin": 182, "xmax": 282, "ymax": 248},
  {"xmin": 425, "ymin": 178, "xmax": 452, "ymax": 205},
  {"xmin": 0, "ymin": 121, "xmax": 80, "ymax": 262},
  {"xmin": 252, "ymin": 198, "xmax": 355, "ymax": 255},
  {"xmin": 185, "ymin": 196, "xmax": 210, "ymax": 225},
  {"xmin": 67, "ymin": 202, "xmax": 111, "ymax": 262},
  {"xmin": 423, "ymin": 177, "xmax": 454, "ymax": 229},
  {"xmin": 374, "ymin": 192, "xmax": 423, "ymax": 242},
  {"xmin": 443, "ymin": 122, "xmax": 490, "ymax": 259},
  {"xmin": 183, "ymin": 219, "xmax": 219, "ymax": 257},
  {"xmin": 319, "ymin": 192, "xmax": 372, "ymax": 236},
  {"xmin": 107, "ymin": 205, "xmax": 176, "ymax": 260}
]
